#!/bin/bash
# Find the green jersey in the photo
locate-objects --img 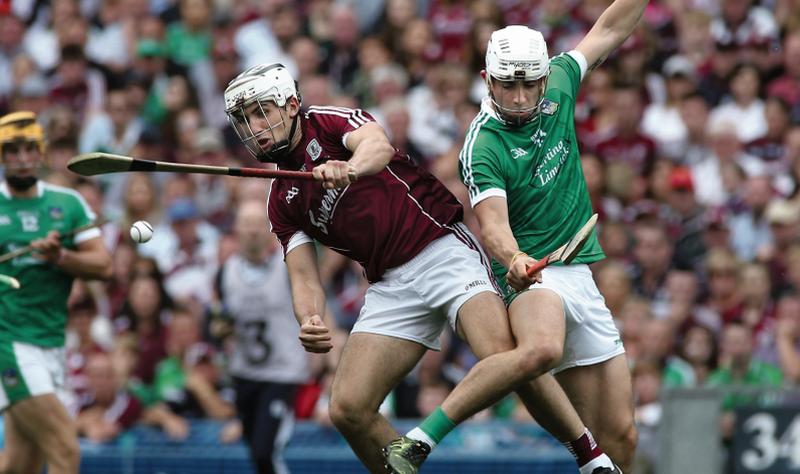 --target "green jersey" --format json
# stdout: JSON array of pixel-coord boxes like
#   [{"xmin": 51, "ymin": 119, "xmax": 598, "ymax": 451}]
[
  {"xmin": 459, "ymin": 52, "xmax": 604, "ymax": 289},
  {"xmin": 0, "ymin": 181, "xmax": 99, "ymax": 347}
]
